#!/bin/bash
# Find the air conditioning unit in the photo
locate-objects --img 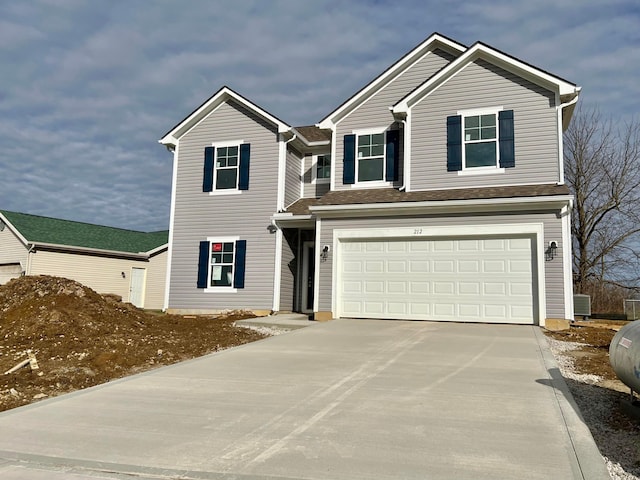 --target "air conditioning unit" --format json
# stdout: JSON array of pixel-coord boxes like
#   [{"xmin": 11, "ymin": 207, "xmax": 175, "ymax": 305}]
[{"xmin": 574, "ymin": 294, "xmax": 591, "ymax": 319}]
